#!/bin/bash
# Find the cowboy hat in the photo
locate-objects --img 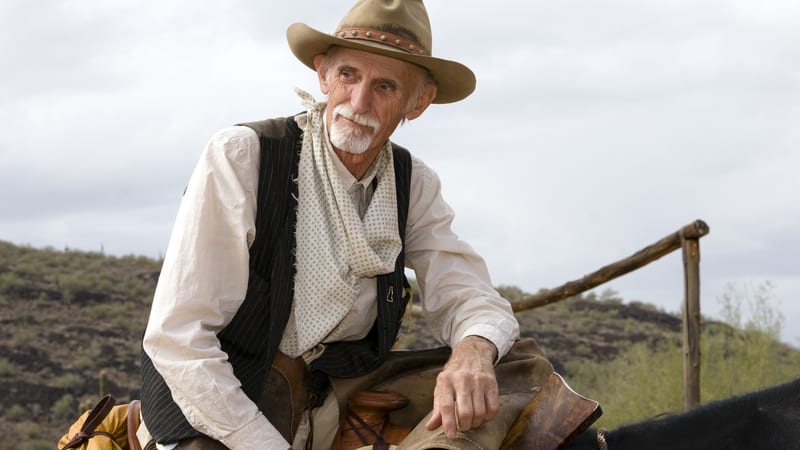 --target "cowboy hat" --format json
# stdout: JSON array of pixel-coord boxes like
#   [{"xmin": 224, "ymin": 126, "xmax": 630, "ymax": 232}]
[{"xmin": 286, "ymin": 0, "xmax": 476, "ymax": 104}]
